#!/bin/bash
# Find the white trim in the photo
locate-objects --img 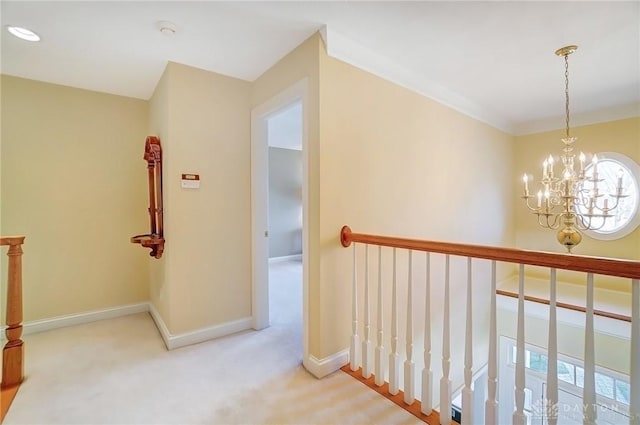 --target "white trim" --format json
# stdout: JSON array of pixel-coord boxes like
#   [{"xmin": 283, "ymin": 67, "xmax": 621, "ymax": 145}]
[
  {"xmin": 321, "ymin": 25, "xmax": 513, "ymax": 134},
  {"xmin": 149, "ymin": 303, "xmax": 252, "ymax": 350},
  {"xmin": 303, "ymin": 349, "xmax": 349, "ymax": 379},
  {"xmin": 268, "ymin": 254, "xmax": 302, "ymax": 263},
  {"xmin": 515, "ymin": 103, "xmax": 640, "ymax": 136},
  {"xmin": 580, "ymin": 151, "xmax": 640, "ymax": 240},
  {"xmin": 251, "ymin": 78, "xmax": 310, "ymax": 368},
  {"xmin": 2, "ymin": 302, "xmax": 253, "ymax": 352},
  {"xmin": 148, "ymin": 303, "xmax": 172, "ymax": 349},
  {"xmin": 1, "ymin": 302, "xmax": 149, "ymax": 341}
]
